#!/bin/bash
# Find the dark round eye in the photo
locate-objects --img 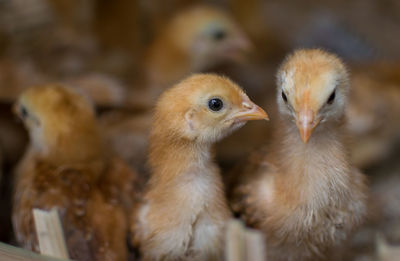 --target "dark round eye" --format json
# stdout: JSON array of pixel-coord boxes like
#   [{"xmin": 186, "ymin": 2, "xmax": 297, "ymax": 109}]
[
  {"xmin": 282, "ymin": 91, "xmax": 288, "ymax": 103},
  {"xmin": 327, "ymin": 90, "xmax": 335, "ymax": 104},
  {"xmin": 212, "ymin": 29, "xmax": 226, "ymax": 41},
  {"xmin": 208, "ymin": 98, "xmax": 224, "ymax": 111},
  {"xmin": 20, "ymin": 106, "xmax": 28, "ymax": 118}
]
